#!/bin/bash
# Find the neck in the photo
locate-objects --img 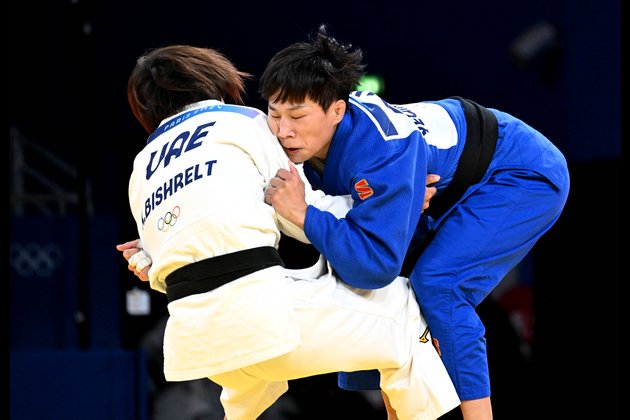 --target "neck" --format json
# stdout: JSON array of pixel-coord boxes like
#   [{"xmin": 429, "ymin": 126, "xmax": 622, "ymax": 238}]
[{"xmin": 308, "ymin": 157, "xmax": 326, "ymax": 176}]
